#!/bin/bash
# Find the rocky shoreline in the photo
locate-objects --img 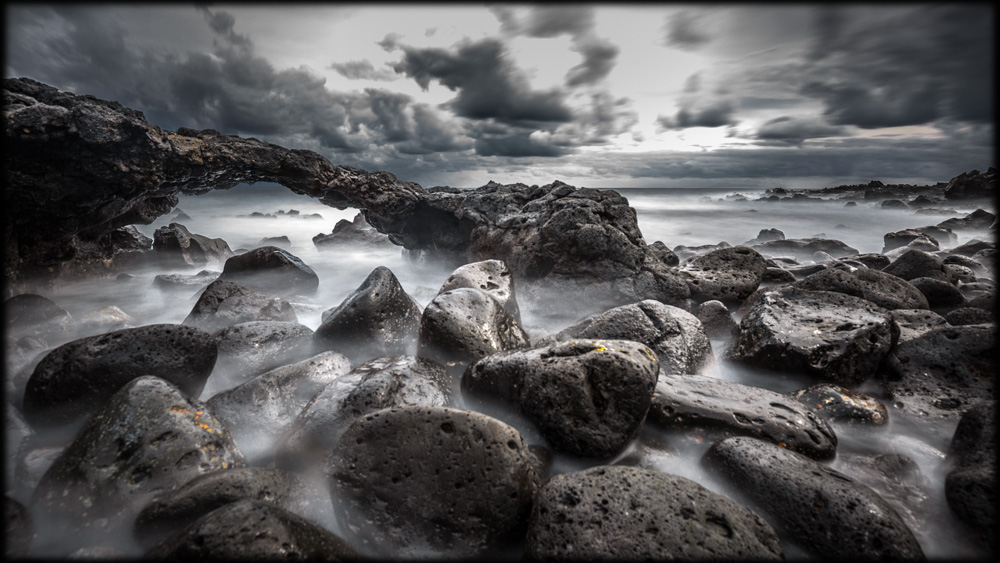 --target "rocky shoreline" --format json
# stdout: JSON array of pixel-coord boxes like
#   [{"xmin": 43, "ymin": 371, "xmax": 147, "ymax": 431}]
[{"xmin": 4, "ymin": 78, "xmax": 997, "ymax": 559}]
